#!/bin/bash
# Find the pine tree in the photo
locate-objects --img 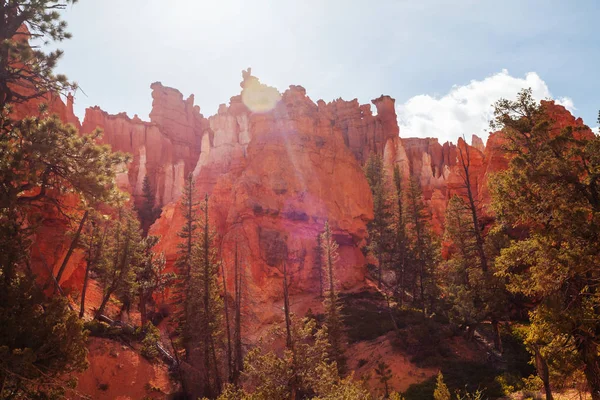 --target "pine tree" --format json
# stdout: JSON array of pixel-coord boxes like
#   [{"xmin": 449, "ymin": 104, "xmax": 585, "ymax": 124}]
[
  {"xmin": 406, "ymin": 178, "xmax": 439, "ymax": 315},
  {"xmin": 433, "ymin": 372, "xmax": 451, "ymax": 400},
  {"xmin": 364, "ymin": 153, "xmax": 394, "ymax": 288},
  {"xmin": 79, "ymin": 211, "xmax": 109, "ymax": 318},
  {"xmin": 0, "ymin": 274, "xmax": 88, "ymax": 399},
  {"xmin": 320, "ymin": 221, "xmax": 345, "ymax": 373},
  {"xmin": 138, "ymin": 175, "xmax": 160, "ymax": 235},
  {"xmin": 173, "ymin": 173, "xmax": 199, "ymax": 324},
  {"xmin": 314, "ymin": 231, "xmax": 324, "ymax": 297},
  {"xmin": 233, "ymin": 244, "xmax": 244, "ymax": 384},
  {"xmin": 0, "ymin": 1, "xmax": 77, "ymax": 110},
  {"xmin": 490, "ymin": 89, "xmax": 600, "ymax": 398},
  {"xmin": 183, "ymin": 193, "xmax": 224, "ymax": 398},
  {"xmin": 391, "ymin": 165, "xmax": 409, "ymax": 305},
  {"xmin": 442, "ymin": 194, "xmax": 508, "ymax": 349},
  {"xmin": 227, "ymin": 316, "xmax": 371, "ymax": 400},
  {"xmin": 374, "ymin": 360, "xmax": 393, "ymax": 398},
  {"xmin": 137, "ymin": 235, "xmax": 175, "ymax": 326},
  {"xmin": 95, "ymin": 206, "xmax": 144, "ymax": 319}
]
